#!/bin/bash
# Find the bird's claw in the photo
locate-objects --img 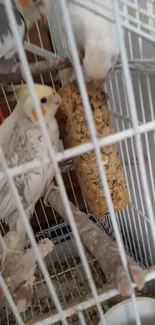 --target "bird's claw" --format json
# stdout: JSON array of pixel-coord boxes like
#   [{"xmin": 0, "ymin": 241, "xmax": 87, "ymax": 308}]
[
  {"xmin": 116, "ymin": 264, "xmax": 145, "ymax": 297},
  {"xmin": 12, "ymin": 63, "xmax": 28, "ymax": 82}
]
